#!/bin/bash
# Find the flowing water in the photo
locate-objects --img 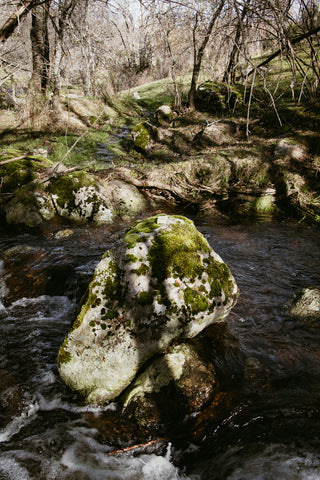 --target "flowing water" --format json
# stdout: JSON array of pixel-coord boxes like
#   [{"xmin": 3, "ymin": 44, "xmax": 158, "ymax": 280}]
[{"xmin": 0, "ymin": 215, "xmax": 319, "ymax": 479}]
